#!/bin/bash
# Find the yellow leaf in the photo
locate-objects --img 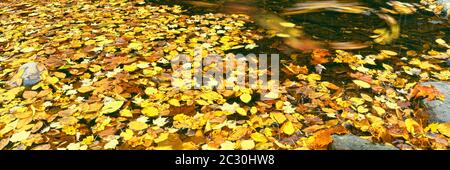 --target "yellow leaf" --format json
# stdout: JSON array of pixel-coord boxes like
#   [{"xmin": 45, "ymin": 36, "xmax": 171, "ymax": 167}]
[
  {"xmin": 352, "ymin": 80, "xmax": 371, "ymax": 88},
  {"xmin": 236, "ymin": 107, "xmax": 247, "ymax": 116},
  {"xmin": 382, "ymin": 63, "xmax": 394, "ymax": 72},
  {"xmin": 263, "ymin": 91, "xmax": 279, "ymax": 99},
  {"xmin": 357, "ymin": 106, "xmax": 369, "ymax": 113},
  {"xmin": 67, "ymin": 143, "xmax": 84, "ymax": 150},
  {"xmin": 0, "ymin": 120, "xmax": 18, "ymax": 136},
  {"xmin": 250, "ymin": 132, "xmax": 268, "ymax": 143},
  {"xmin": 220, "ymin": 141, "xmax": 236, "ymax": 150},
  {"xmin": 1, "ymin": 87, "xmax": 24, "ymax": 102},
  {"xmin": 270, "ymin": 112, "xmax": 286, "ymax": 124},
  {"xmin": 281, "ymin": 121, "xmax": 295, "ymax": 135},
  {"xmin": 435, "ymin": 38, "xmax": 446, "ymax": 44},
  {"xmin": 77, "ymin": 86, "xmax": 94, "ymax": 93},
  {"xmin": 279, "ymin": 22, "xmax": 296, "ymax": 28},
  {"xmin": 81, "ymin": 136, "xmax": 94, "ymax": 145},
  {"xmin": 168, "ymin": 99, "xmax": 181, "ymax": 107},
  {"xmin": 128, "ymin": 121, "xmax": 148, "ymax": 131},
  {"xmin": 350, "ymin": 97, "xmax": 365, "ymax": 106},
  {"xmin": 381, "ymin": 50, "xmax": 398, "ymax": 56},
  {"xmin": 128, "ymin": 42, "xmax": 143, "ymax": 50},
  {"xmin": 145, "ymin": 87, "xmax": 157, "ymax": 95},
  {"xmin": 361, "ymin": 93, "xmax": 373, "ymax": 102},
  {"xmin": 100, "ymin": 101, "xmax": 124, "ymax": 114},
  {"xmin": 120, "ymin": 129, "xmax": 134, "ymax": 140},
  {"xmin": 21, "ymin": 47, "xmax": 35, "ymax": 53},
  {"xmin": 10, "ymin": 131, "xmax": 31, "ymax": 142},
  {"xmin": 405, "ymin": 118, "xmax": 421, "ymax": 135},
  {"xmin": 372, "ymin": 106, "xmax": 386, "ymax": 116},
  {"xmin": 322, "ymin": 108, "xmax": 336, "ymax": 114},
  {"xmin": 424, "ymin": 123, "xmax": 439, "ymax": 133},
  {"xmin": 405, "ymin": 82, "xmax": 417, "ymax": 89},
  {"xmin": 385, "ymin": 101, "xmax": 398, "ymax": 109},
  {"xmin": 142, "ymin": 106, "xmax": 159, "ymax": 117},
  {"xmin": 306, "ymin": 74, "xmax": 321, "ymax": 83},
  {"xmin": 240, "ymin": 140, "xmax": 255, "ymax": 150},
  {"xmin": 120, "ymin": 109, "xmax": 133, "ymax": 117},
  {"xmin": 89, "ymin": 65, "xmax": 102, "ymax": 73},
  {"xmin": 104, "ymin": 139, "xmax": 119, "ymax": 149},
  {"xmin": 276, "ymin": 33, "xmax": 291, "ymax": 38},
  {"xmin": 46, "ymin": 77, "xmax": 59, "ymax": 85},
  {"xmin": 154, "ymin": 132, "xmax": 169, "ymax": 143},
  {"xmin": 123, "ymin": 63, "xmax": 138, "ymax": 72},
  {"xmin": 437, "ymin": 122, "xmax": 450, "ymax": 137},
  {"xmin": 240, "ymin": 93, "xmax": 252, "ymax": 103},
  {"xmin": 153, "ymin": 117, "xmax": 168, "ymax": 127},
  {"xmin": 196, "ymin": 99, "xmax": 209, "ymax": 106},
  {"xmin": 250, "ymin": 107, "xmax": 258, "ymax": 115}
]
